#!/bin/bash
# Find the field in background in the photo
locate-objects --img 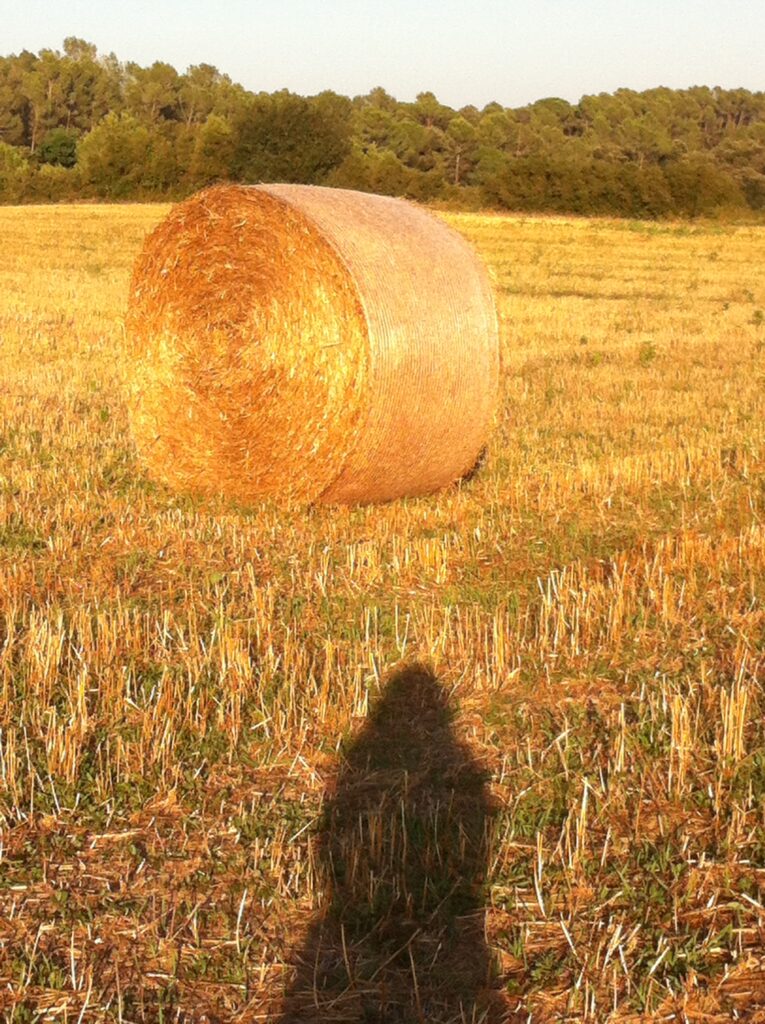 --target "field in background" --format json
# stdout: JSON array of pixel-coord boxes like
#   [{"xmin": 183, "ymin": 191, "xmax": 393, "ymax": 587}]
[{"xmin": 1, "ymin": 205, "xmax": 765, "ymax": 1022}]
